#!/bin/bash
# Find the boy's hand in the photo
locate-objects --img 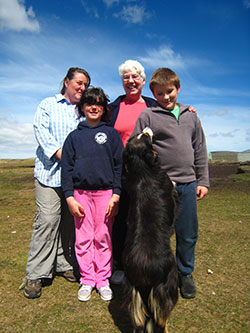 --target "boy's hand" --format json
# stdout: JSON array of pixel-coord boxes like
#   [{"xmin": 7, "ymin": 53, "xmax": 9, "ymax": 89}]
[
  {"xmin": 106, "ymin": 194, "xmax": 120, "ymax": 219},
  {"xmin": 196, "ymin": 186, "xmax": 208, "ymax": 200},
  {"xmin": 66, "ymin": 196, "xmax": 85, "ymax": 218}
]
